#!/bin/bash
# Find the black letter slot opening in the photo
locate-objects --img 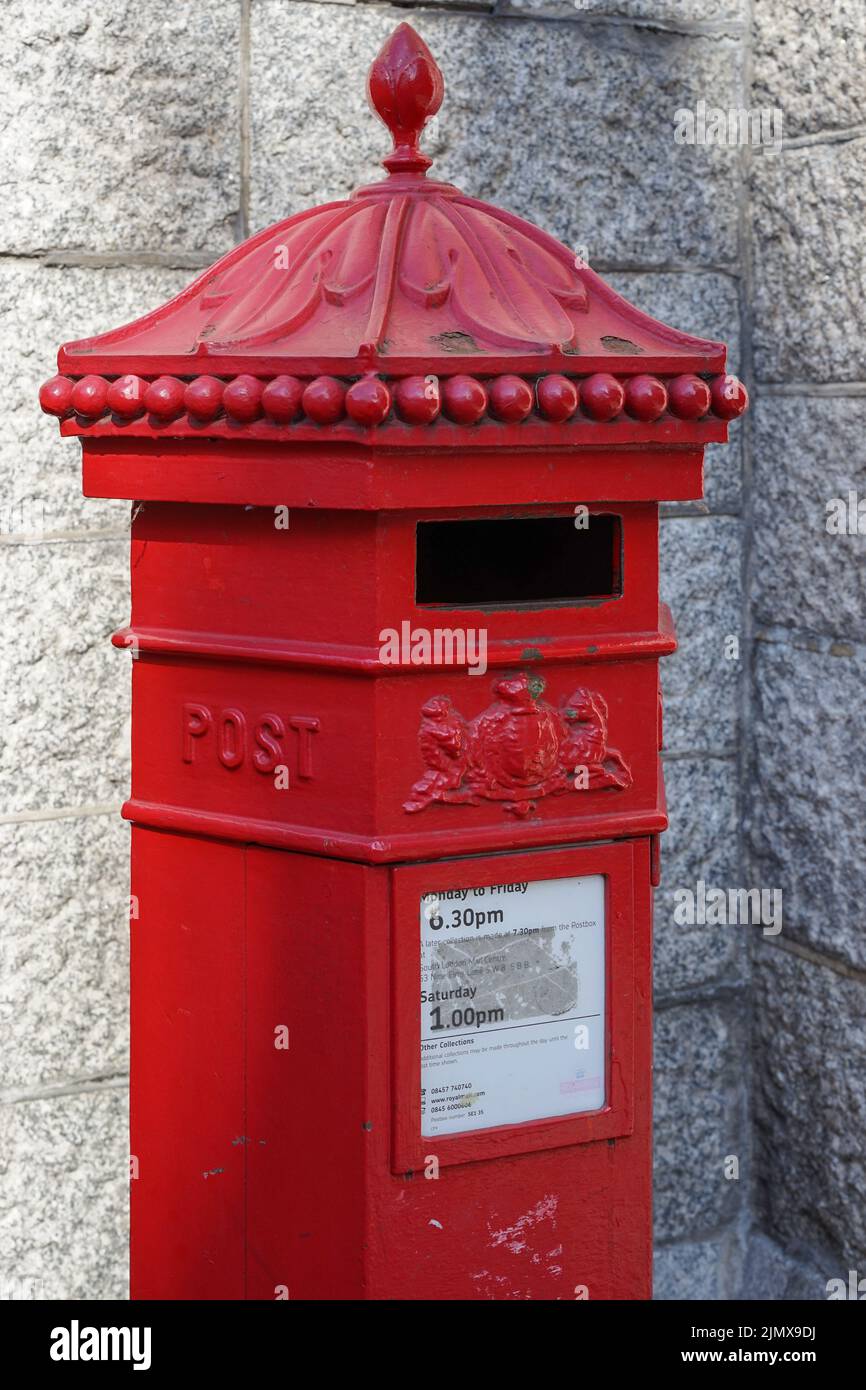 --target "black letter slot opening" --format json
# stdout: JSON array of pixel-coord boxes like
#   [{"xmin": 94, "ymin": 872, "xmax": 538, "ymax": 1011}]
[{"xmin": 415, "ymin": 514, "xmax": 623, "ymax": 608}]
